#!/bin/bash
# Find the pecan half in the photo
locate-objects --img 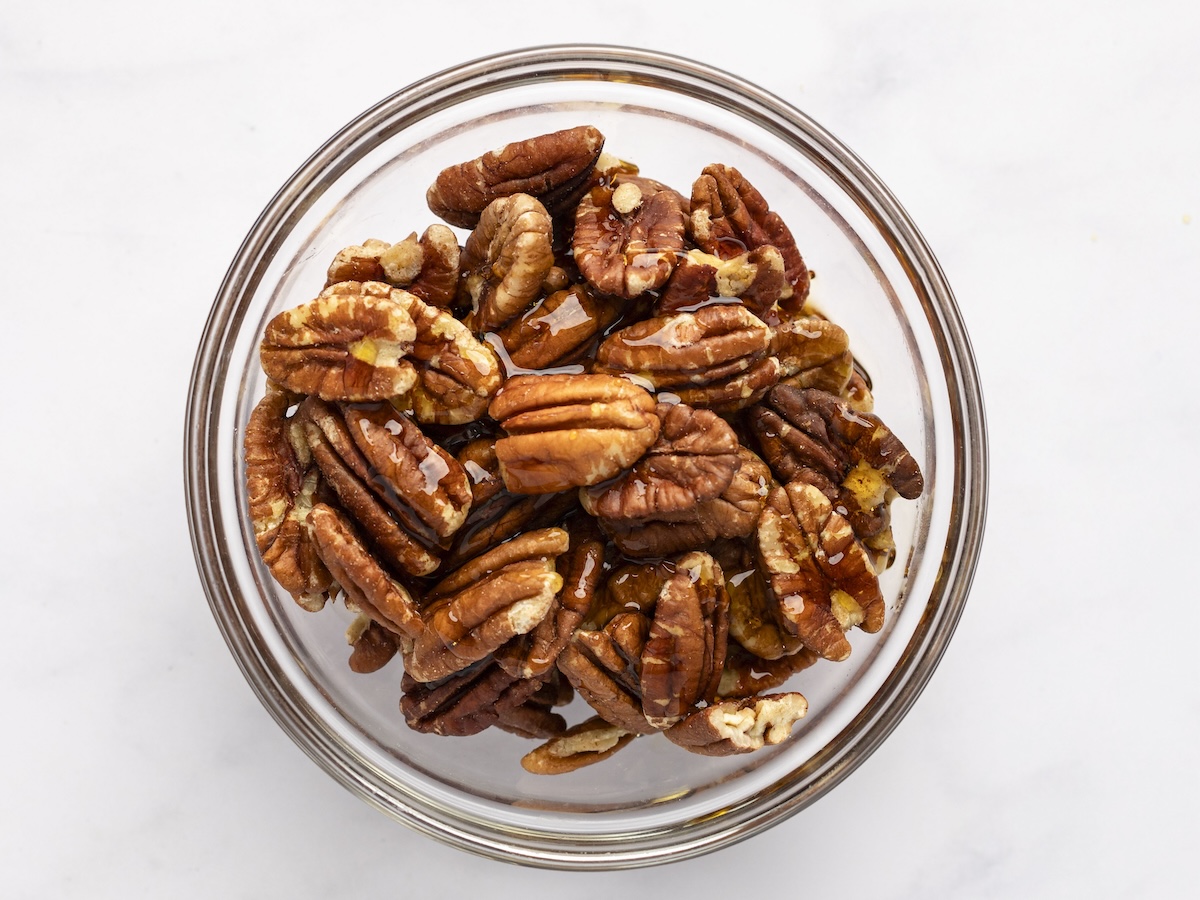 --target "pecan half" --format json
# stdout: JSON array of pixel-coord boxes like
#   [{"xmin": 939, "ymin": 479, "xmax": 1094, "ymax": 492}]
[
  {"xmin": 346, "ymin": 616, "xmax": 400, "ymax": 674},
  {"xmin": 713, "ymin": 539, "xmax": 805, "ymax": 661},
  {"xmin": 664, "ymin": 692, "xmax": 808, "ymax": 756},
  {"xmin": 689, "ymin": 164, "xmax": 809, "ymax": 308},
  {"xmin": 520, "ymin": 716, "xmax": 635, "ymax": 775},
  {"xmin": 595, "ymin": 303, "xmax": 777, "ymax": 412},
  {"xmin": 260, "ymin": 282, "xmax": 418, "ymax": 401},
  {"xmin": 244, "ymin": 385, "xmax": 332, "ymax": 609},
  {"xmin": 717, "ymin": 644, "xmax": 817, "ymax": 700},
  {"xmin": 403, "ymin": 528, "xmax": 569, "ymax": 682},
  {"xmin": 581, "ymin": 402, "xmax": 740, "ymax": 523},
  {"xmin": 489, "ymin": 373, "xmax": 660, "ymax": 494},
  {"xmin": 427, "ymin": 125, "xmax": 605, "ymax": 228},
  {"xmin": 772, "ymin": 316, "xmax": 853, "ymax": 394},
  {"xmin": 639, "ymin": 551, "xmax": 730, "ymax": 728},
  {"xmin": 492, "ymin": 283, "xmax": 619, "ymax": 371},
  {"xmin": 460, "ymin": 193, "xmax": 555, "ymax": 333},
  {"xmin": 573, "ymin": 175, "xmax": 687, "ymax": 299},
  {"xmin": 558, "ymin": 611, "xmax": 656, "ymax": 735},
  {"xmin": 400, "ymin": 661, "xmax": 545, "ymax": 737}
]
